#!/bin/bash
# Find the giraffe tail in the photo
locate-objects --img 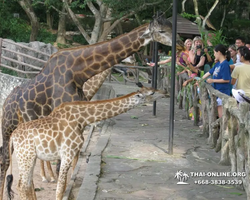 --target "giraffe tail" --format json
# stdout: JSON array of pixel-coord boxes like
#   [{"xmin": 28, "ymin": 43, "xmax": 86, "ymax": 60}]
[{"xmin": 6, "ymin": 137, "xmax": 14, "ymax": 200}]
